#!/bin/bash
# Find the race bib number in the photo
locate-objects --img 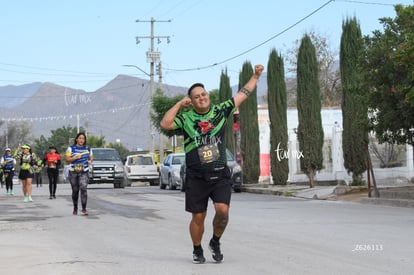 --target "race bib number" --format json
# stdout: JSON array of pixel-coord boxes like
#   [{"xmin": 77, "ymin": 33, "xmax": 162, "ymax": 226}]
[
  {"xmin": 197, "ymin": 144, "xmax": 220, "ymax": 164},
  {"xmin": 73, "ymin": 164, "xmax": 85, "ymax": 173}
]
